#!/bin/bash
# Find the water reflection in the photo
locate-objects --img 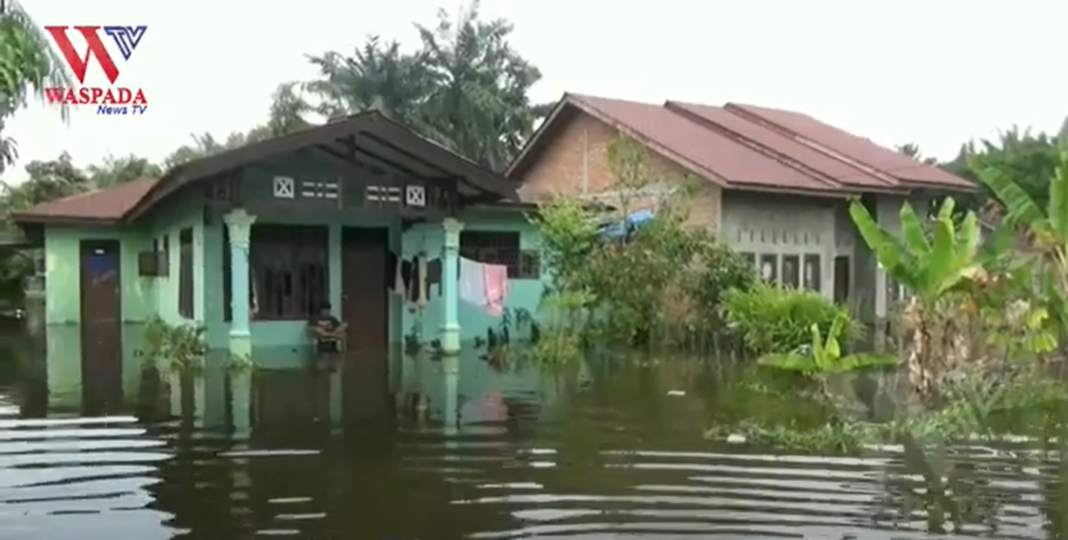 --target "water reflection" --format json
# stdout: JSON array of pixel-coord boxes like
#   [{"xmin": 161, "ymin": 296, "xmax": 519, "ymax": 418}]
[{"xmin": 0, "ymin": 324, "xmax": 1063, "ymax": 538}]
